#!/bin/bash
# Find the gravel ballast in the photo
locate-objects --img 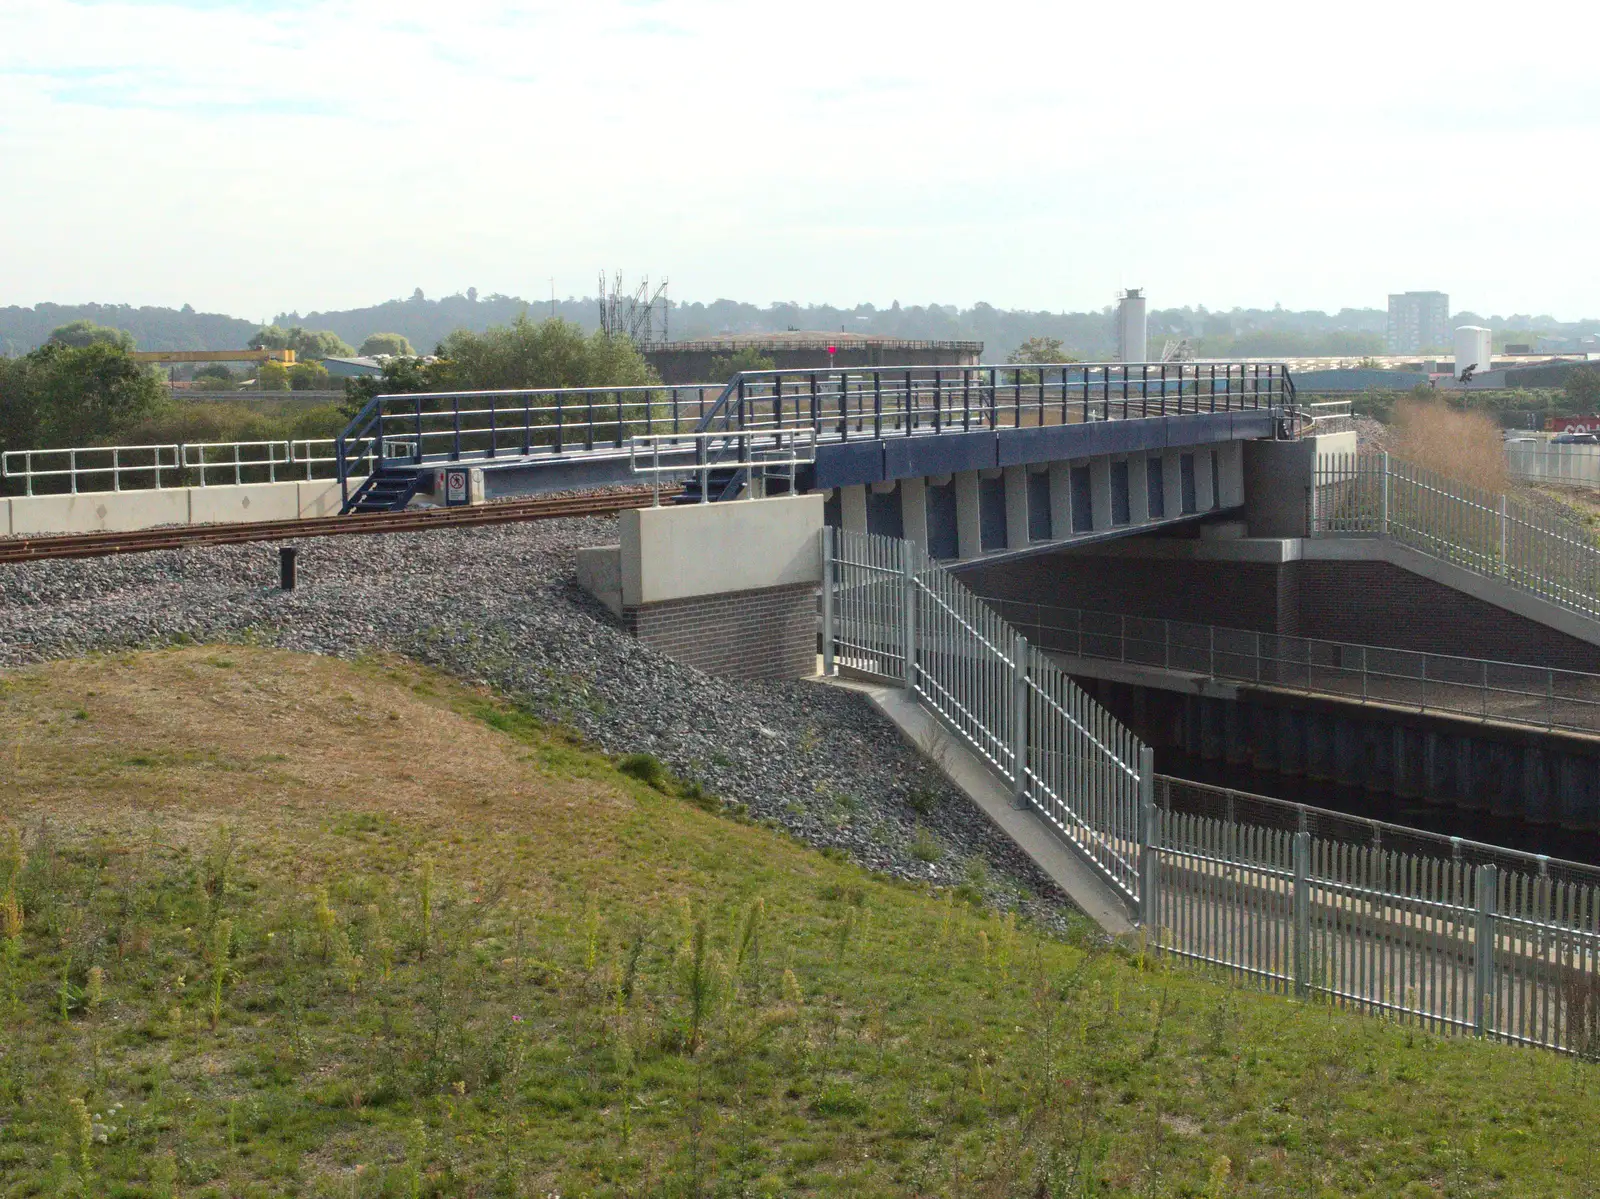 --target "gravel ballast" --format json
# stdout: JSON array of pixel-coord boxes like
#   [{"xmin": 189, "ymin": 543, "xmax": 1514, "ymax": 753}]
[{"xmin": 0, "ymin": 517, "xmax": 1089, "ymax": 930}]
